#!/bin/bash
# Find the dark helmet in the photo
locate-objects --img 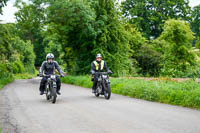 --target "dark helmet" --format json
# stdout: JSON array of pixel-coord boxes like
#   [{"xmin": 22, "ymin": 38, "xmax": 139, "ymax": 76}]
[
  {"xmin": 96, "ymin": 53, "xmax": 102, "ymax": 58},
  {"xmin": 46, "ymin": 53, "xmax": 54, "ymax": 60}
]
